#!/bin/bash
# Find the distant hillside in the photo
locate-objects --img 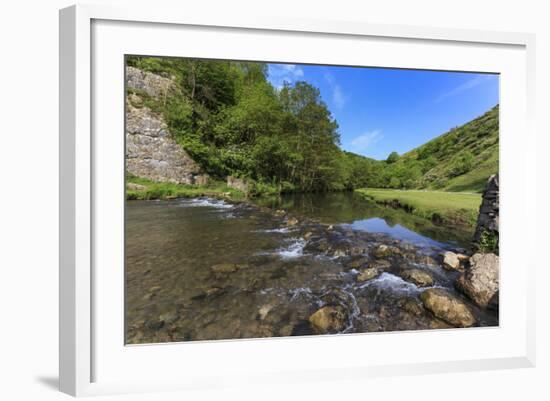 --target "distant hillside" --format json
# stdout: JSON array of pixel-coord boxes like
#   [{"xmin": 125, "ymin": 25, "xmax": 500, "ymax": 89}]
[{"xmin": 383, "ymin": 106, "xmax": 499, "ymax": 192}]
